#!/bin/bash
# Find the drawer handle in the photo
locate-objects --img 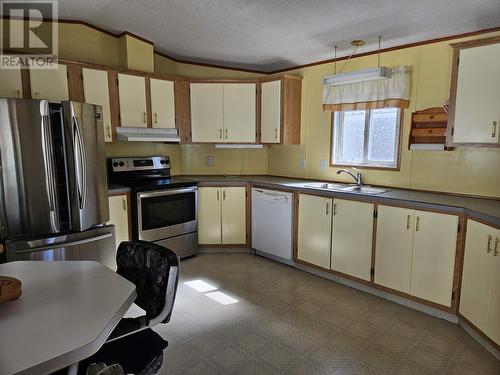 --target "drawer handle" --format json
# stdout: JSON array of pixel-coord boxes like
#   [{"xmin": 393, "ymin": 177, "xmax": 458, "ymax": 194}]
[
  {"xmin": 16, "ymin": 89, "xmax": 21, "ymax": 98},
  {"xmin": 122, "ymin": 197, "xmax": 127, "ymax": 211},
  {"xmin": 274, "ymin": 128, "xmax": 278, "ymax": 139},
  {"xmin": 142, "ymin": 112, "xmax": 147, "ymax": 123},
  {"xmin": 106, "ymin": 126, "xmax": 111, "ymax": 138},
  {"xmin": 406, "ymin": 215, "xmax": 410, "ymax": 230},
  {"xmin": 333, "ymin": 203, "xmax": 337, "ymax": 216},
  {"xmin": 325, "ymin": 203, "xmax": 329, "ymax": 216},
  {"xmin": 154, "ymin": 113, "xmax": 158, "ymax": 124},
  {"xmin": 219, "ymin": 129, "xmax": 222, "ymax": 139},
  {"xmin": 487, "ymin": 235, "xmax": 493, "ymax": 253},
  {"xmin": 225, "ymin": 129, "xmax": 228, "ymax": 139},
  {"xmin": 494, "ymin": 237, "xmax": 499, "ymax": 256},
  {"xmin": 492, "ymin": 121, "xmax": 497, "ymax": 138},
  {"xmin": 415, "ymin": 216, "xmax": 420, "ymax": 232},
  {"xmin": 223, "ymin": 189, "xmax": 226, "ymax": 201},
  {"xmin": 217, "ymin": 190, "xmax": 220, "ymax": 201}
]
